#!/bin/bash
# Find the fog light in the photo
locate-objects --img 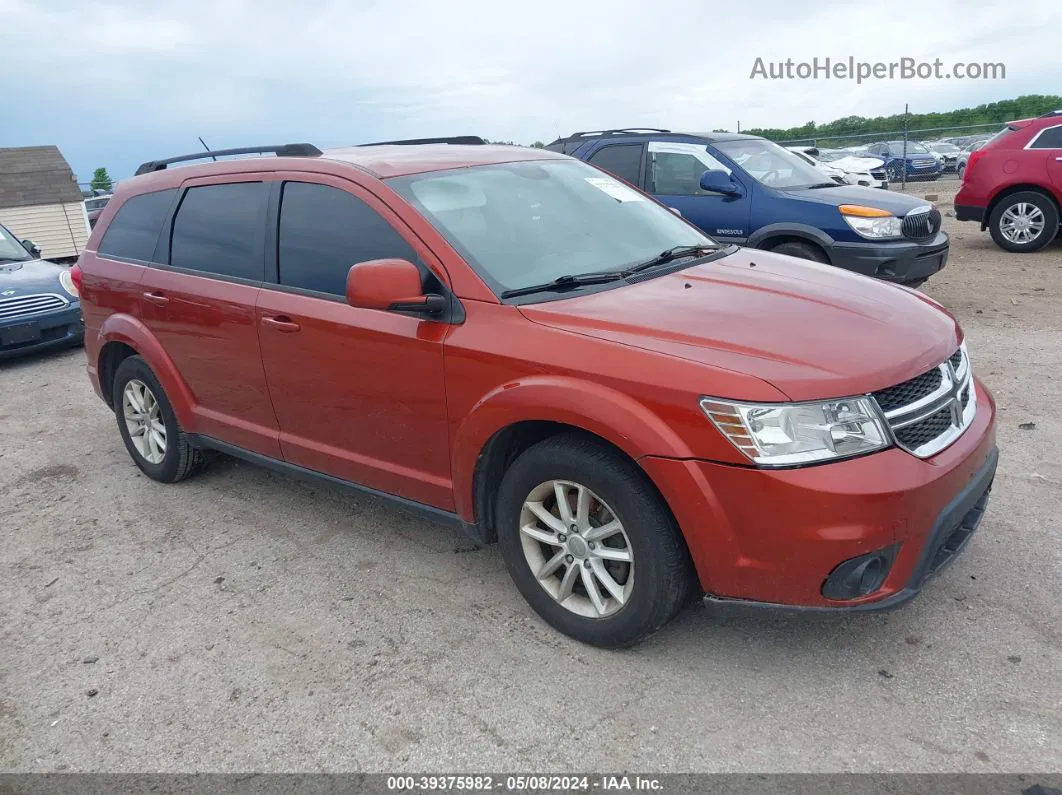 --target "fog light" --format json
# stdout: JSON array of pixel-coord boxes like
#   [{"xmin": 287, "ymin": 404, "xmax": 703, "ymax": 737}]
[{"xmin": 821, "ymin": 545, "xmax": 899, "ymax": 601}]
